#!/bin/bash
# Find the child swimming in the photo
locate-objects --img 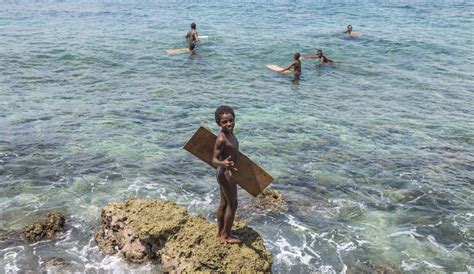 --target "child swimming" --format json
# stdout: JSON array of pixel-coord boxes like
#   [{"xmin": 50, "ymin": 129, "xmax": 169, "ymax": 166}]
[
  {"xmin": 301, "ymin": 49, "xmax": 334, "ymax": 64},
  {"xmin": 343, "ymin": 24, "xmax": 361, "ymax": 37}
]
